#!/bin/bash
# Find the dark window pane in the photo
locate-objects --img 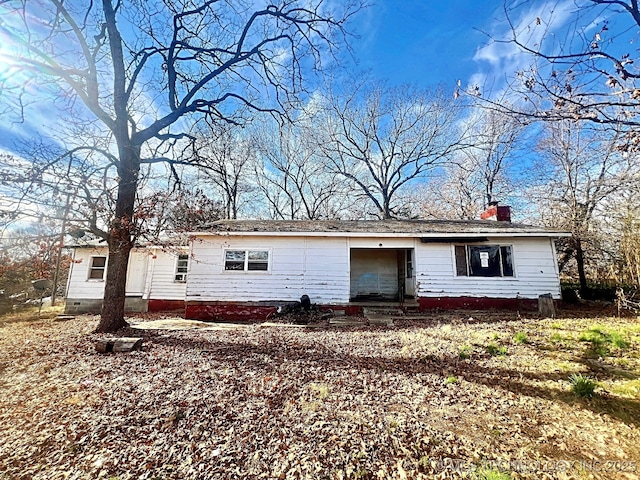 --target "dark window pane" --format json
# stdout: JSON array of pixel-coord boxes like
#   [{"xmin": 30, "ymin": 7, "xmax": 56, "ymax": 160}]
[
  {"xmin": 225, "ymin": 261, "xmax": 245, "ymax": 271},
  {"xmin": 500, "ymin": 246, "xmax": 514, "ymax": 276},
  {"xmin": 92, "ymin": 257, "xmax": 106, "ymax": 268},
  {"xmin": 455, "ymin": 246, "xmax": 468, "ymax": 276},
  {"xmin": 89, "ymin": 256, "xmax": 106, "ymax": 279},
  {"xmin": 247, "ymin": 262, "xmax": 268, "ymax": 271},
  {"xmin": 176, "ymin": 255, "xmax": 188, "ymax": 273},
  {"xmin": 469, "ymin": 246, "xmax": 501, "ymax": 277},
  {"xmin": 89, "ymin": 269, "xmax": 104, "ymax": 279}
]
